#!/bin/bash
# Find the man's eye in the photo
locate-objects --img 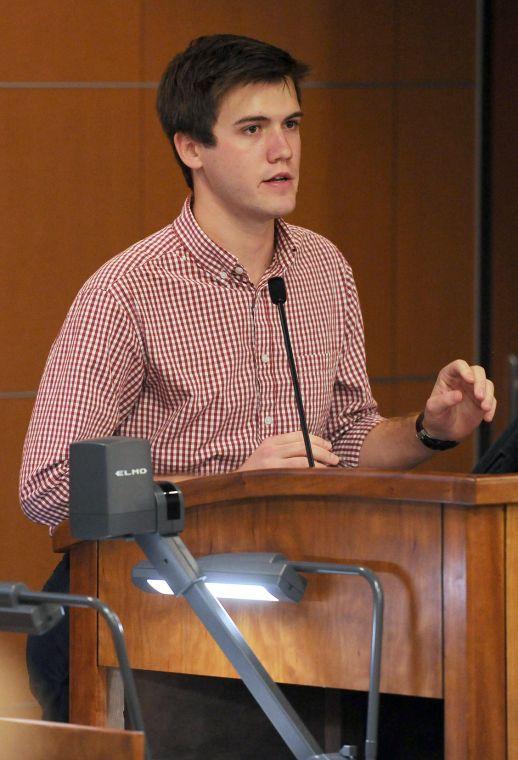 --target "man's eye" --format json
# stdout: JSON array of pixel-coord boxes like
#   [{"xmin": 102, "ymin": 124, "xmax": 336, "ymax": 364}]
[
  {"xmin": 244, "ymin": 125, "xmax": 260, "ymax": 135},
  {"xmin": 285, "ymin": 120, "xmax": 300, "ymax": 130}
]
